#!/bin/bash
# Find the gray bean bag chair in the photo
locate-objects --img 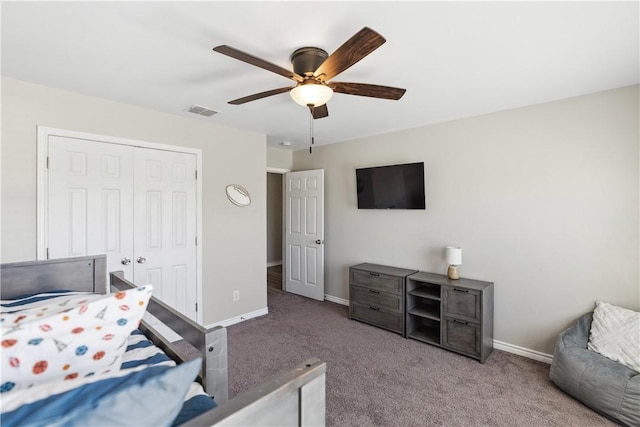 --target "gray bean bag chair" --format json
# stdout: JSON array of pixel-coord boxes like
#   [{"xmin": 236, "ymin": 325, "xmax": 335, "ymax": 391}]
[{"xmin": 550, "ymin": 312, "xmax": 640, "ymax": 426}]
